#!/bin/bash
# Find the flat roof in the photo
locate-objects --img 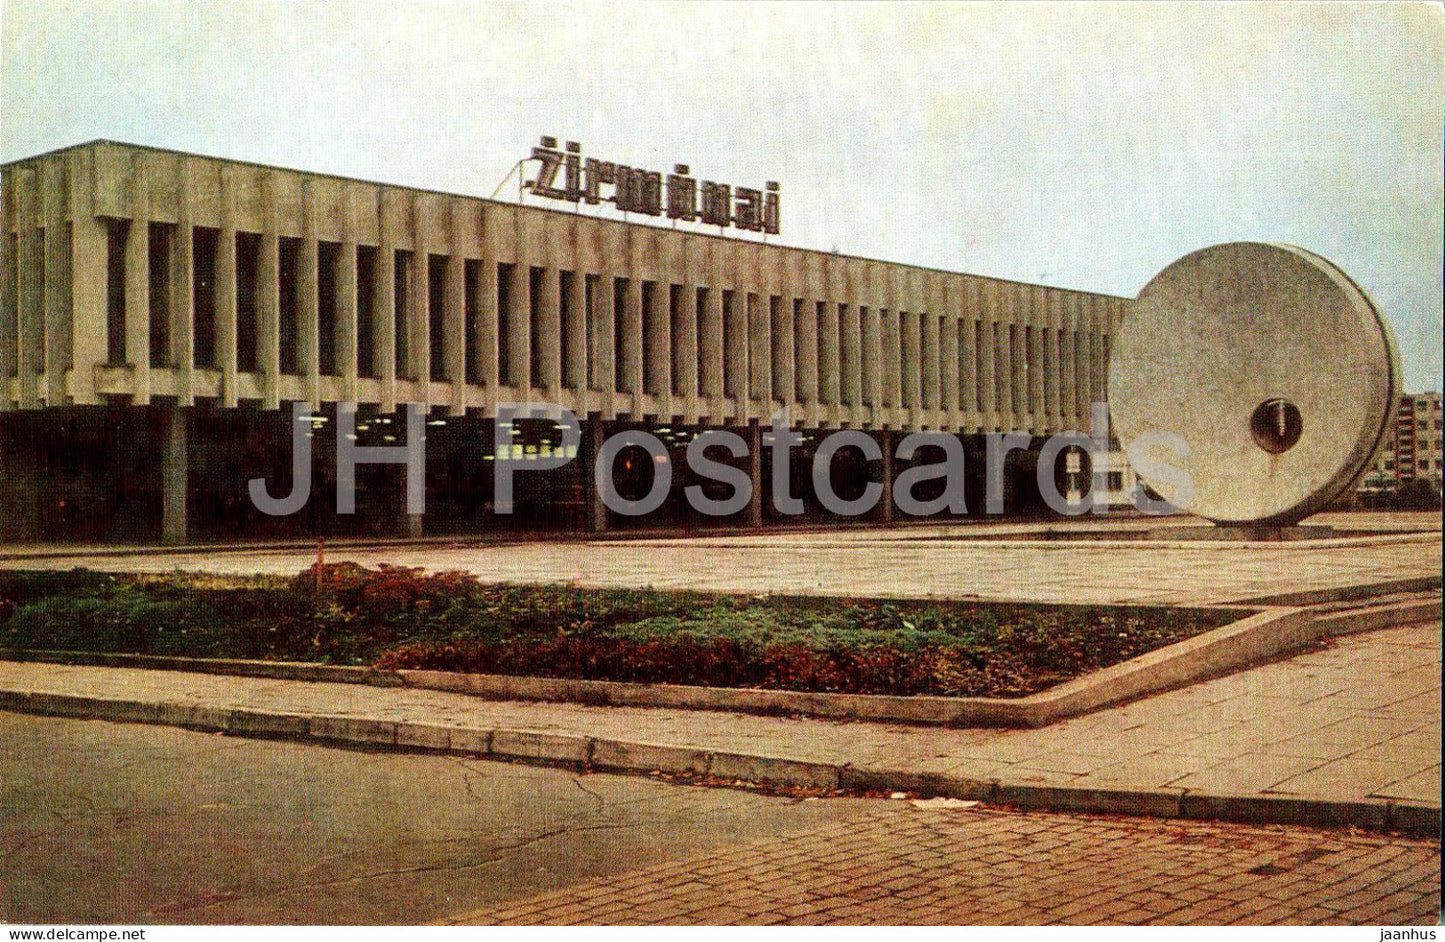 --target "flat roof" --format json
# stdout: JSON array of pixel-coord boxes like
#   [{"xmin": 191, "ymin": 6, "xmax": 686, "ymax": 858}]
[{"xmin": 3, "ymin": 138, "xmax": 1132, "ymax": 302}]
